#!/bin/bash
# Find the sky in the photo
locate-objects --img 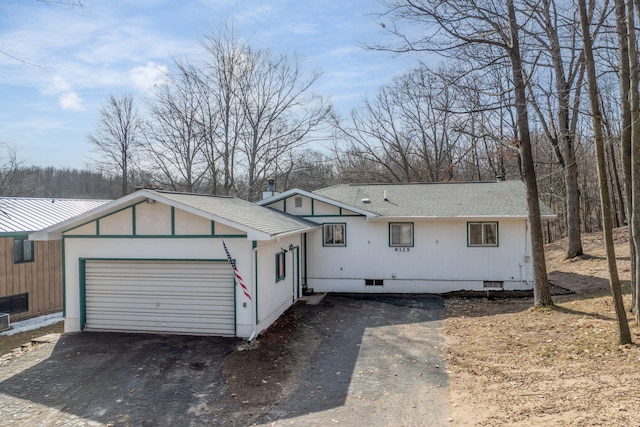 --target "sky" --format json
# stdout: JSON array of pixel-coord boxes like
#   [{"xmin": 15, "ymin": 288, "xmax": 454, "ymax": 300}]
[{"xmin": 0, "ymin": 0, "xmax": 421, "ymax": 169}]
